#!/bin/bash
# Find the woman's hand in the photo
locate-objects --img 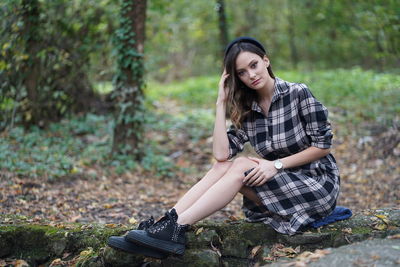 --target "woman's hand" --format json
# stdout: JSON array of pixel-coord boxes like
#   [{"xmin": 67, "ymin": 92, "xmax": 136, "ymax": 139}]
[
  {"xmin": 217, "ymin": 70, "xmax": 230, "ymax": 104},
  {"xmin": 243, "ymin": 157, "xmax": 278, "ymax": 186}
]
